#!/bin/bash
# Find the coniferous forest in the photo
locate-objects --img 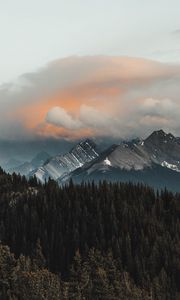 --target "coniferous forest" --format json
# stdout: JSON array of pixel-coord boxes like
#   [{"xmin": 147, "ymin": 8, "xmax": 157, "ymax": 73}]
[{"xmin": 0, "ymin": 167, "xmax": 179, "ymax": 299}]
